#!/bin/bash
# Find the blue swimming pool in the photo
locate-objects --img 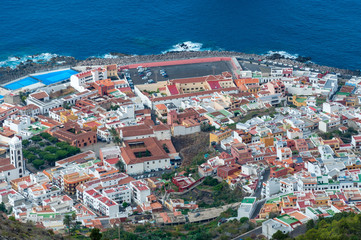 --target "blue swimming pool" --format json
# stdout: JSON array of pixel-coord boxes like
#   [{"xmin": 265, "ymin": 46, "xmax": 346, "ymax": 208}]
[
  {"xmin": 4, "ymin": 77, "xmax": 40, "ymax": 90},
  {"xmin": 33, "ymin": 69, "xmax": 78, "ymax": 85}
]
